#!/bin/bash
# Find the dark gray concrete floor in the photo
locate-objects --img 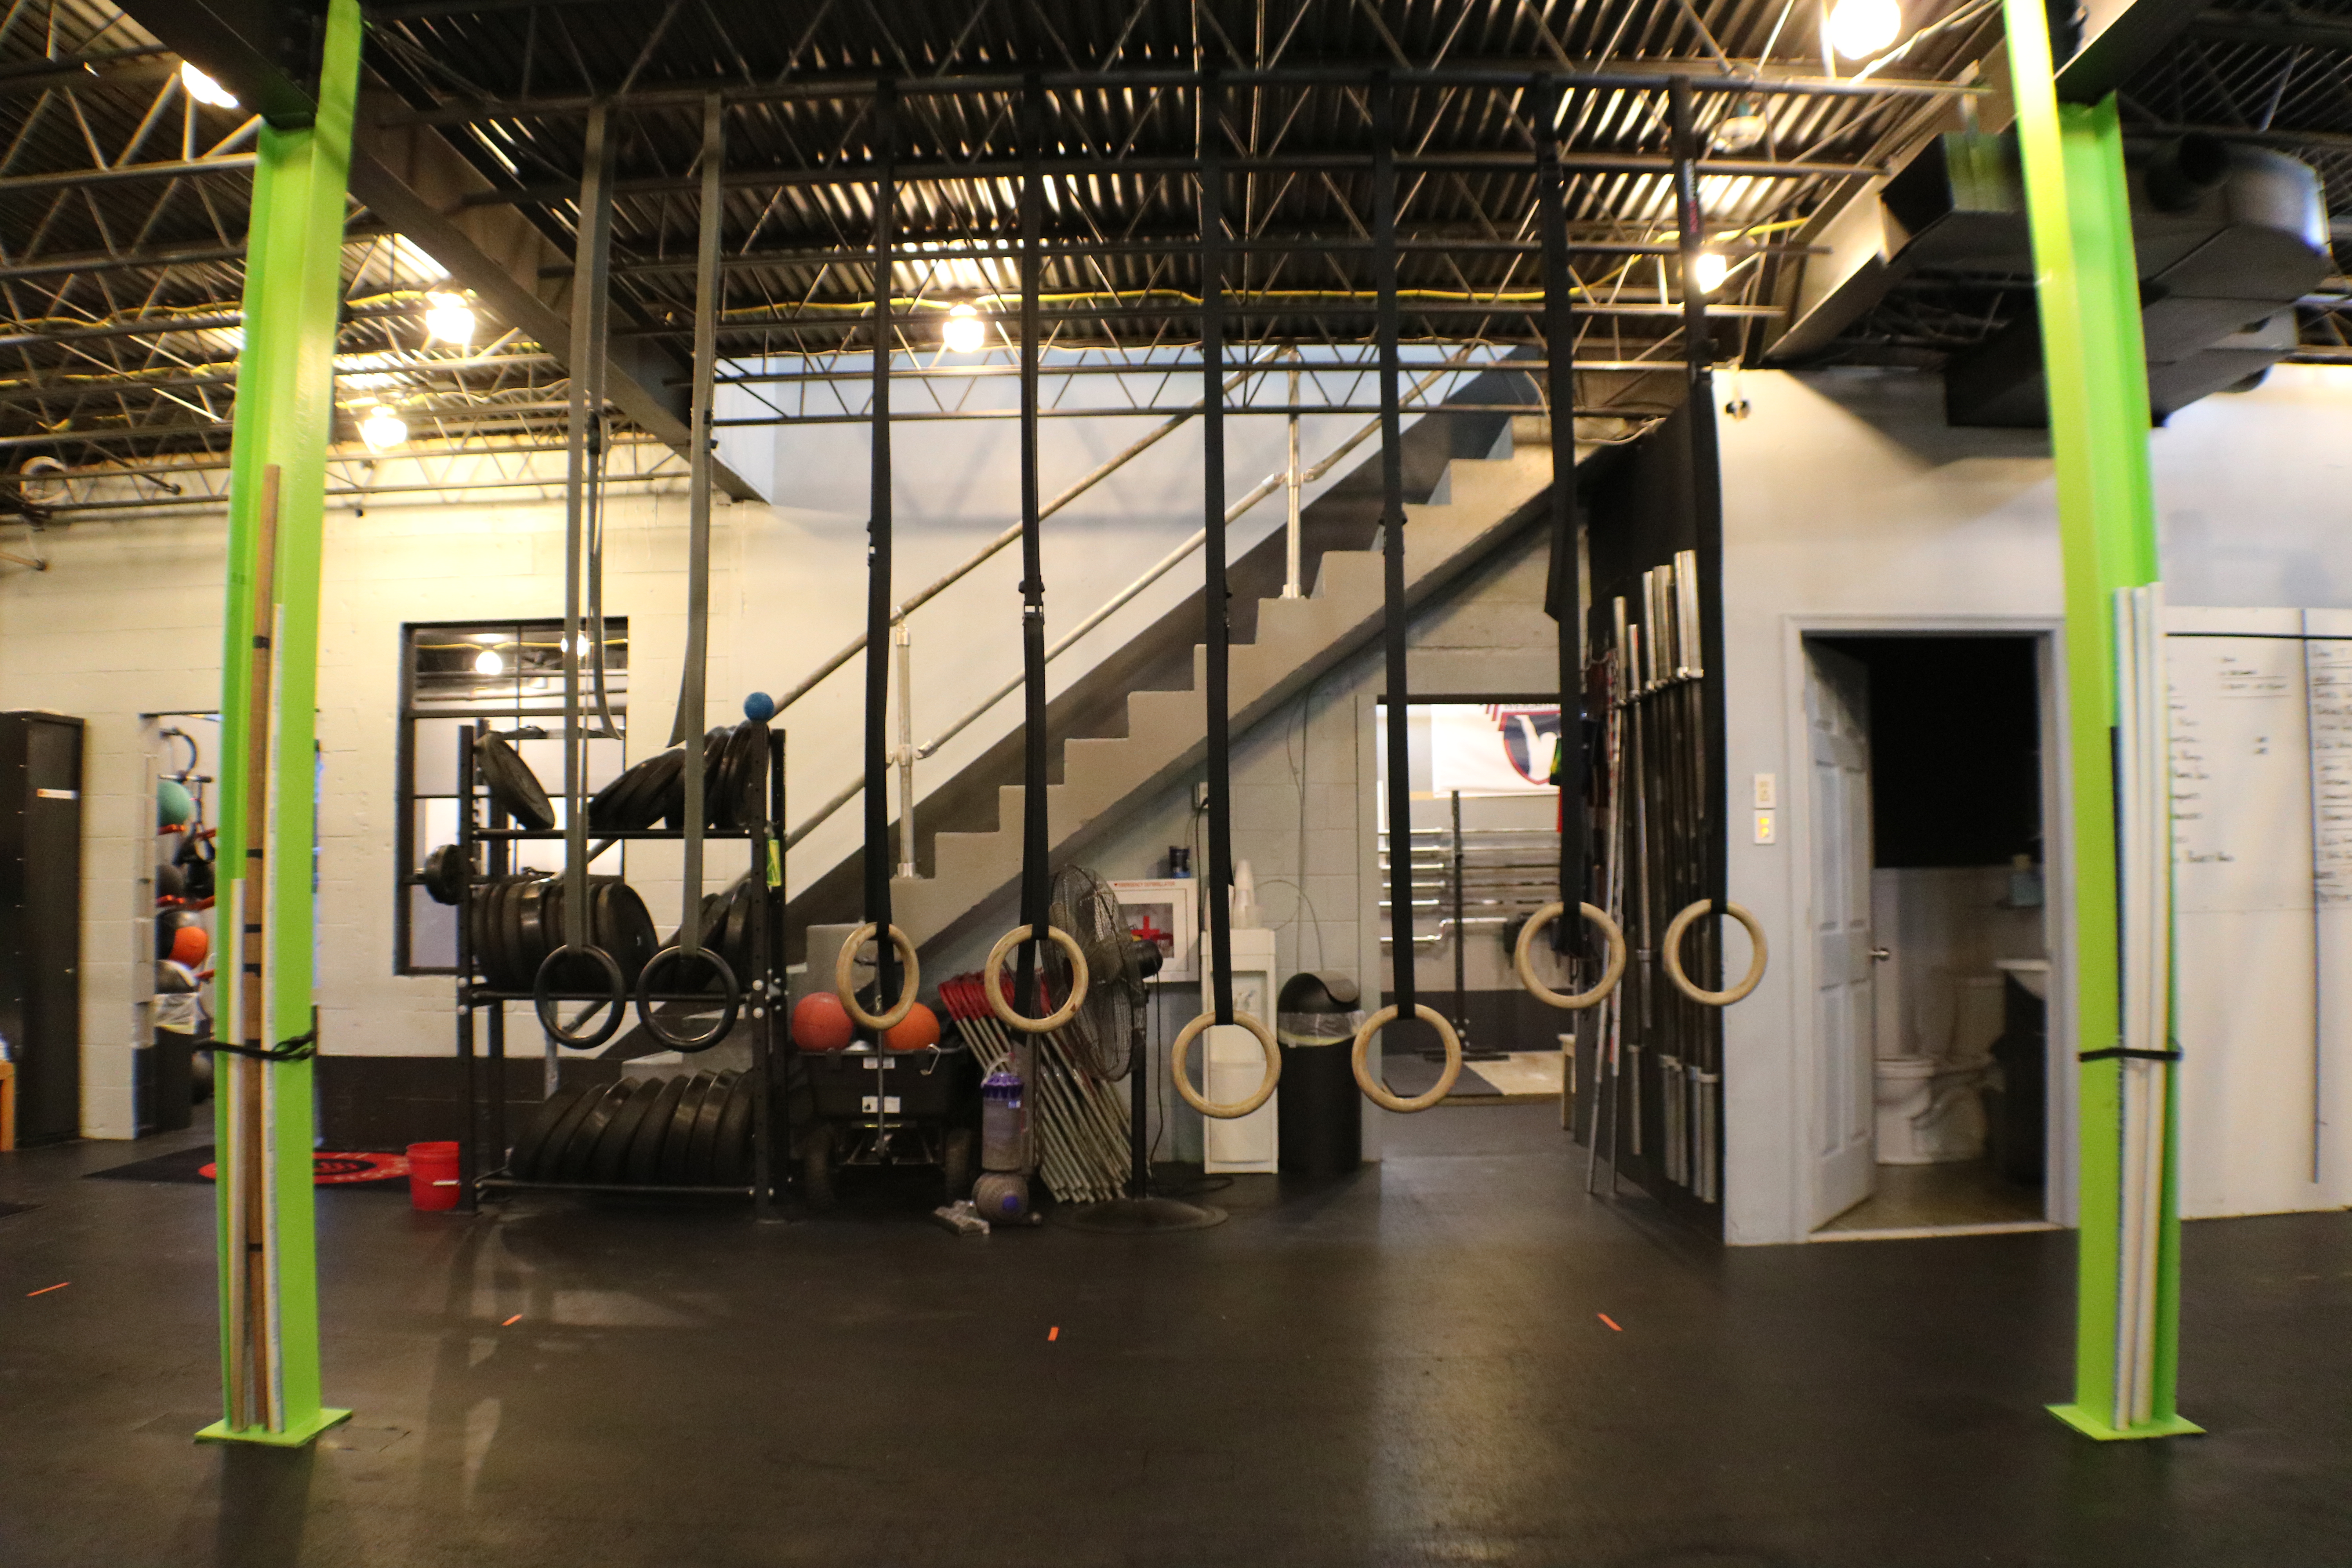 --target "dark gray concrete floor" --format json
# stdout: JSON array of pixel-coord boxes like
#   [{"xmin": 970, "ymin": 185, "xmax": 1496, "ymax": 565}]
[{"xmin": 4, "ymin": 1107, "xmax": 2350, "ymax": 1568}]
